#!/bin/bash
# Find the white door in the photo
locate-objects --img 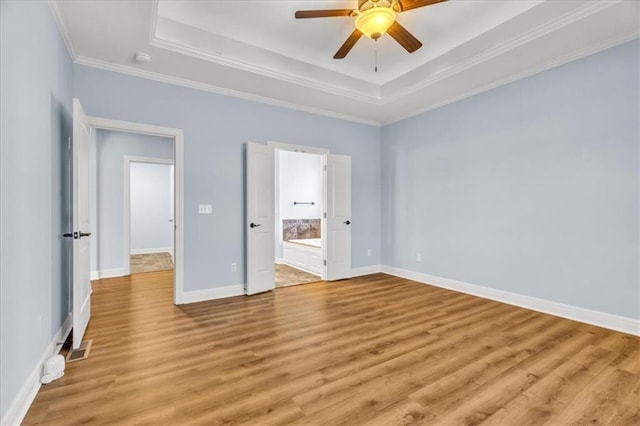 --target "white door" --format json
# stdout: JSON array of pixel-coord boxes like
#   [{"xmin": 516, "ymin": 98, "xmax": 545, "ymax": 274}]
[
  {"xmin": 325, "ymin": 154, "xmax": 352, "ymax": 281},
  {"xmin": 246, "ymin": 142, "xmax": 275, "ymax": 295},
  {"xmin": 72, "ymin": 99, "xmax": 92, "ymax": 349},
  {"xmin": 169, "ymin": 165, "xmax": 175, "ymax": 262}
]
